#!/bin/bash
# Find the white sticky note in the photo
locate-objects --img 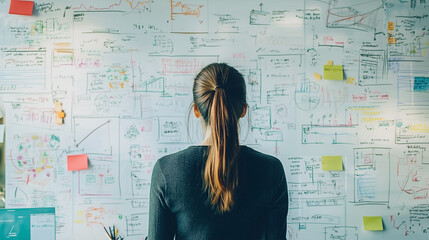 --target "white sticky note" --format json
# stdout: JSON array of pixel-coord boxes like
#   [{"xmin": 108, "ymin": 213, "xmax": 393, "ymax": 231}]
[{"xmin": 0, "ymin": 124, "xmax": 4, "ymax": 143}]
